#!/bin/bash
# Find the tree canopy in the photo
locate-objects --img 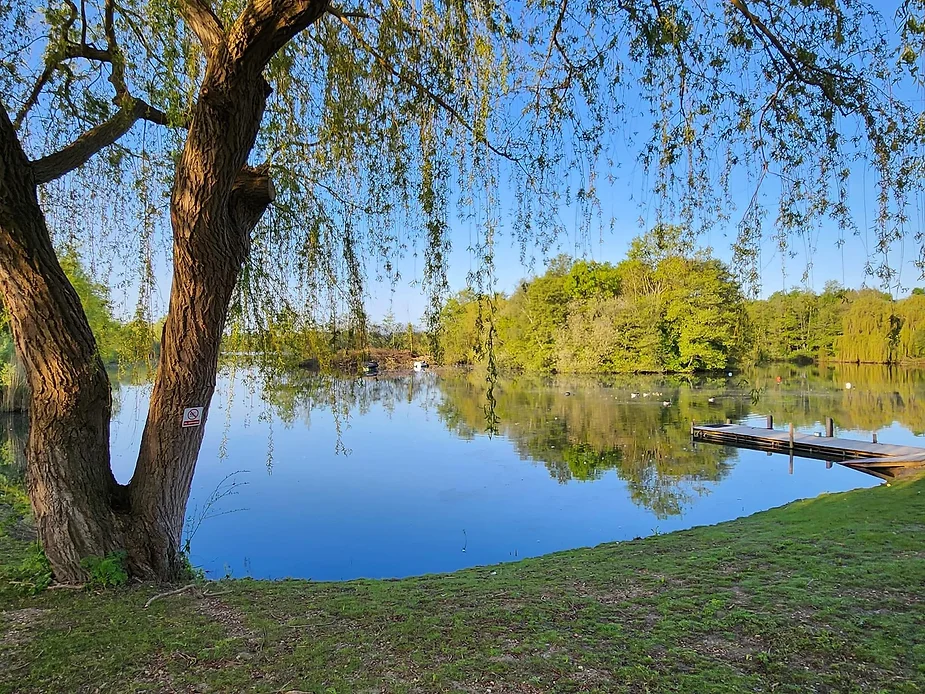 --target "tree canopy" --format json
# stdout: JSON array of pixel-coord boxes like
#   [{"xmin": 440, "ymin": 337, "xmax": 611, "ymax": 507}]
[
  {"xmin": 439, "ymin": 228, "xmax": 925, "ymax": 373},
  {"xmin": 439, "ymin": 227, "xmax": 749, "ymax": 373},
  {"xmin": 4, "ymin": 0, "xmax": 925, "ymax": 318}
]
